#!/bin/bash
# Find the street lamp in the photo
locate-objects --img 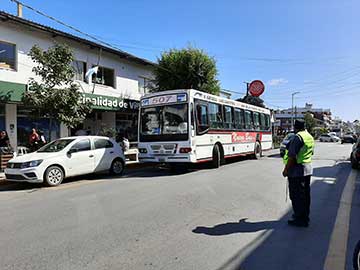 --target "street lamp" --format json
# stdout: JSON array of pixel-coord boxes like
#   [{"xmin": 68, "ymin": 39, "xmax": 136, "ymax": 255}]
[{"xmin": 291, "ymin": 91, "xmax": 300, "ymax": 131}]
